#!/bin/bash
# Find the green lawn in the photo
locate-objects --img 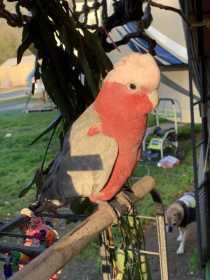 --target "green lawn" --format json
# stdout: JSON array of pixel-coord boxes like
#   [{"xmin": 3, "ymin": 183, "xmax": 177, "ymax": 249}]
[{"xmin": 0, "ymin": 110, "xmax": 60, "ymax": 217}]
